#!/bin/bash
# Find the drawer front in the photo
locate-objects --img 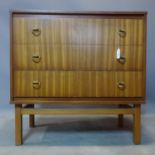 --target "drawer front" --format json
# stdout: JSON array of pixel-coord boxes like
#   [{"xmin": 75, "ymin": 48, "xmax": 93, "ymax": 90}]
[
  {"xmin": 116, "ymin": 18, "xmax": 144, "ymax": 45},
  {"xmin": 13, "ymin": 71, "xmax": 144, "ymax": 97},
  {"xmin": 13, "ymin": 15, "xmax": 144, "ymax": 45},
  {"xmin": 14, "ymin": 44, "xmax": 144, "ymax": 71}
]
